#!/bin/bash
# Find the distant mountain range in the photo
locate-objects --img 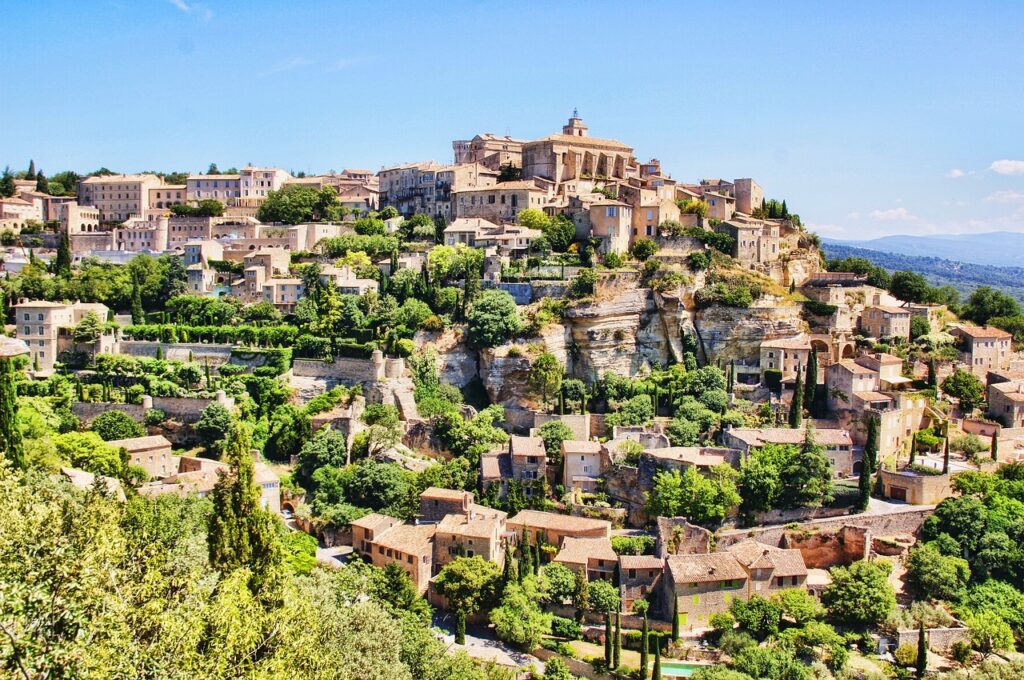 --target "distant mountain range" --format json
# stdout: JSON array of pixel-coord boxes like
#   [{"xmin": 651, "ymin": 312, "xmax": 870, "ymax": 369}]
[
  {"xmin": 823, "ymin": 231, "xmax": 1024, "ymax": 268},
  {"xmin": 820, "ymin": 241, "xmax": 1024, "ymax": 304}
]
